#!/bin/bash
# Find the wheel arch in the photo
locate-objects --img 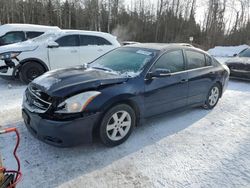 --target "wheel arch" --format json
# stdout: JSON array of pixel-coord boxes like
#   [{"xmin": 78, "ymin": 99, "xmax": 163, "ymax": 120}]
[
  {"xmin": 92, "ymin": 95, "xmax": 141, "ymax": 138},
  {"xmin": 215, "ymin": 81, "xmax": 223, "ymax": 98},
  {"xmin": 13, "ymin": 58, "xmax": 49, "ymax": 77}
]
